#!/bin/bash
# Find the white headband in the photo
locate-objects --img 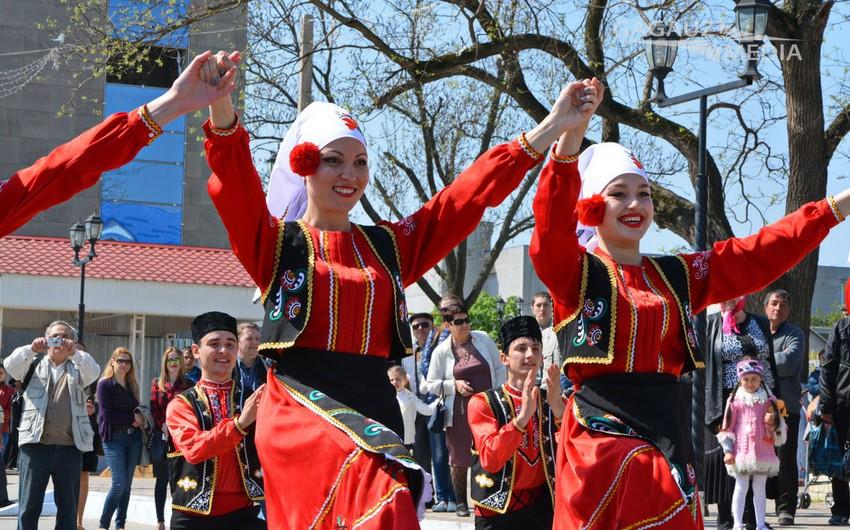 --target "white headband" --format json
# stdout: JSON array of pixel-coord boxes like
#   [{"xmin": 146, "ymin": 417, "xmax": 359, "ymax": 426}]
[
  {"xmin": 575, "ymin": 142, "xmax": 649, "ymax": 251},
  {"xmin": 266, "ymin": 102, "xmax": 368, "ymax": 220}
]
